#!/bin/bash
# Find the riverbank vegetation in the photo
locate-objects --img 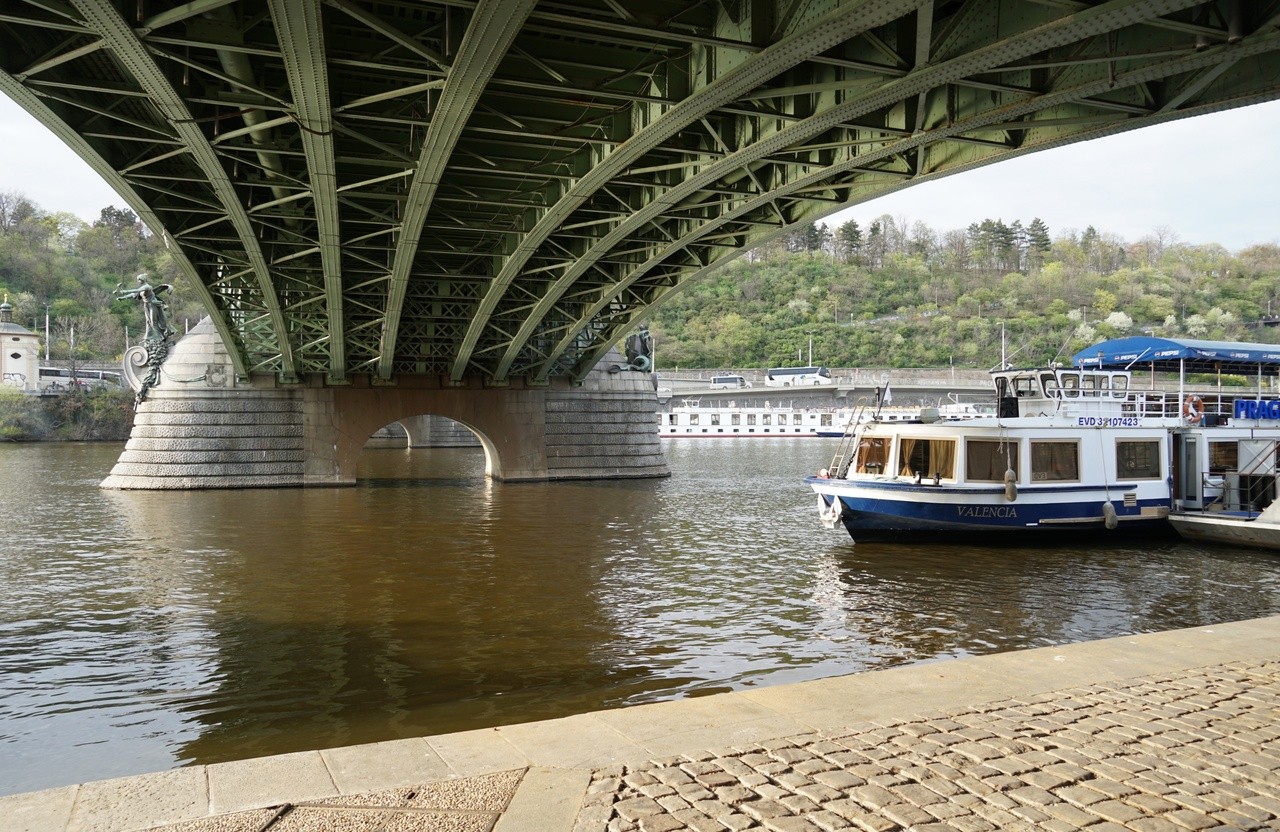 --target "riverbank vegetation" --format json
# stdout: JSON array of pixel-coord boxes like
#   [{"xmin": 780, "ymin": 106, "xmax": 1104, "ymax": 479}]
[
  {"xmin": 651, "ymin": 217, "xmax": 1280, "ymax": 371},
  {"xmin": 2, "ymin": 190, "xmax": 1278, "ymax": 379},
  {"xmin": 0, "ymin": 386, "xmax": 133, "ymax": 441}
]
